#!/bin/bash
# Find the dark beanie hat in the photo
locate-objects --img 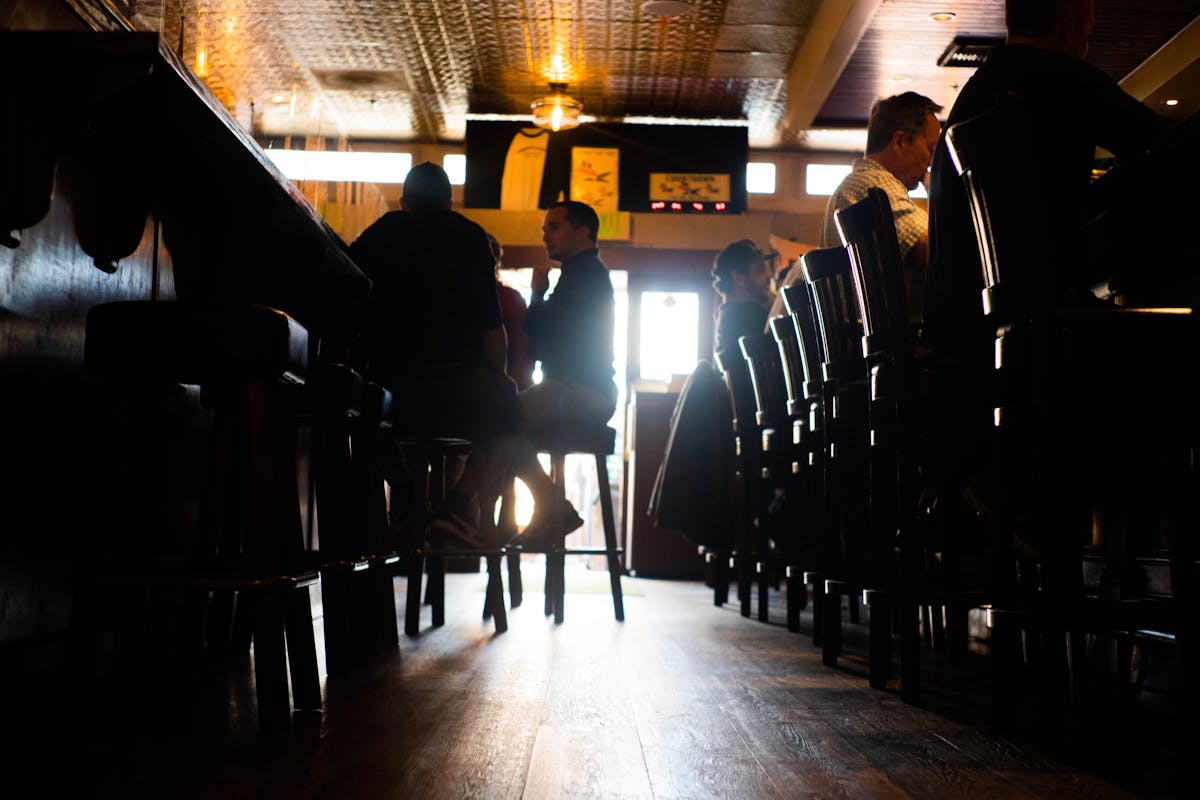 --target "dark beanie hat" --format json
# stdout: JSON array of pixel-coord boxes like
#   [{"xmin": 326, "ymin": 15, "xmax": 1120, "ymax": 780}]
[{"xmin": 402, "ymin": 161, "xmax": 452, "ymax": 209}]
